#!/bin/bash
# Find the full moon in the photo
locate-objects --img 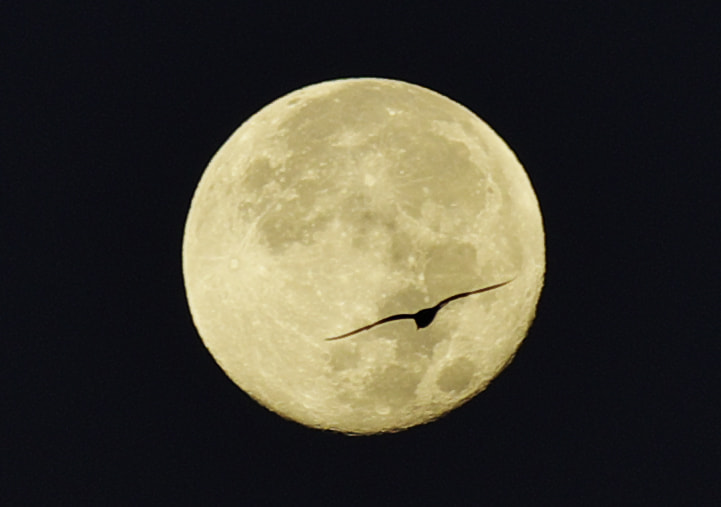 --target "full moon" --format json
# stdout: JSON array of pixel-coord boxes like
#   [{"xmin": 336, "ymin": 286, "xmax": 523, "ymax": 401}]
[{"xmin": 183, "ymin": 78, "xmax": 544, "ymax": 434}]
